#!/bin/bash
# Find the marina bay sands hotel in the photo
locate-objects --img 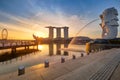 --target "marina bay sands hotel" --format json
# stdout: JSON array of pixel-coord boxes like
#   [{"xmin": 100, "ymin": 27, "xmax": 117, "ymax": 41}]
[{"xmin": 46, "ymin": 26, "xmax": 69, "ymax": 40}]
